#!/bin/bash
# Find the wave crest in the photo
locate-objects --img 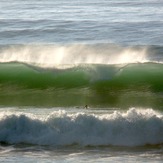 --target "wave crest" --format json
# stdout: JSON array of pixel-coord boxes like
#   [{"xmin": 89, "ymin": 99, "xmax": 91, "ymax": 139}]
[{"xmin": 1, "ymin": 43, "xmax": 161, "ymax": 68}]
